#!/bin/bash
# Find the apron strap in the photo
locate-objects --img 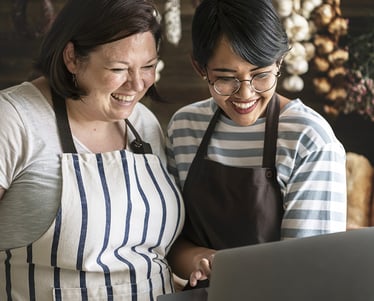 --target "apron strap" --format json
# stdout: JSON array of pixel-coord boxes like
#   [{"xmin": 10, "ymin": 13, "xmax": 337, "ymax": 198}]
[
  {"xmin": 125, "ymin": 119, "xmax": 153, "ymax": 154},
  {"xmin": 262, "ymin": 94, "xmax": 280, "ymax": 168},
  {"xmin": 194, "ymin": 107, "xmax": 222, "ymax": 159},
  {"xmin": 51, "ymin": 89, "xmax": 77, "ymax": 153},
  {"xmin": 195, "ymin": 94, "xmax": 280, "ymax": 167}
]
